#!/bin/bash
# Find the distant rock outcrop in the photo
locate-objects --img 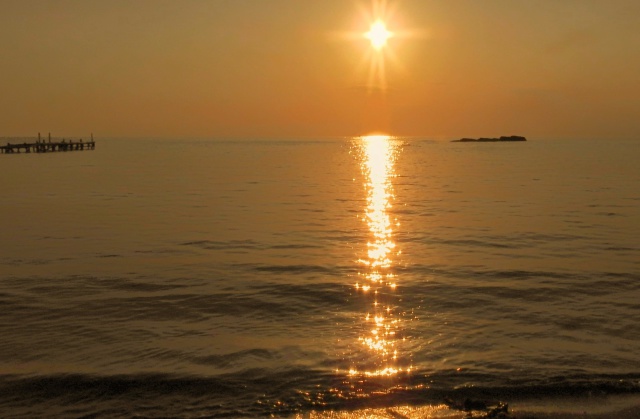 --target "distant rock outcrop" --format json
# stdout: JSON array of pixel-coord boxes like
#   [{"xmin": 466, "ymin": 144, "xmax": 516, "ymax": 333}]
[{"xmin": 453, "ymin": 135, "xmax": 527, "ymax": 143}]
